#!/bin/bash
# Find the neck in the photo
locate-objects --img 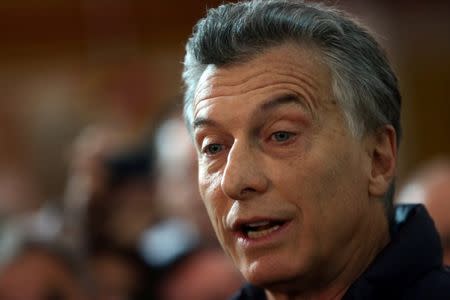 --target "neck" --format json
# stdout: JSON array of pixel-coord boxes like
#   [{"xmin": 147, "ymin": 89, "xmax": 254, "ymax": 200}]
[{"xmin": 265, "ymin": 205, "xmax": 390, "ymax": 300}]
